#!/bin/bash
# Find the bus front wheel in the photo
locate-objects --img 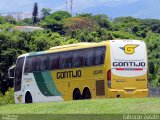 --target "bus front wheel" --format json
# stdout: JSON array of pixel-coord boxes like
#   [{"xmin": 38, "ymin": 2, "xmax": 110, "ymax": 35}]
[
  {"xmin": 73, "ymin": 89, "xmax": 81, "ymax": 100},
  {"xmin": 25, "ymin": 92, "xmax": 33, "ymax": 103}
]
